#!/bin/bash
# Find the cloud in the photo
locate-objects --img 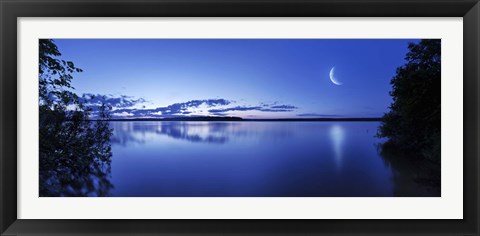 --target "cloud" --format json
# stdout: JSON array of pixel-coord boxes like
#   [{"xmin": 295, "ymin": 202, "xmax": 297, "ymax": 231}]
[
  {"xmin": 152, "ymin": 99, "xmax": 232, "ymax": 116},
  {"xmin": 163, "ymin": 99, "xmax": 231, "ymax": 113},
  {"xmin": 110, "ymin": 99, "xmax": 233, "ymax": 118},
  {"xmin": 208, "ymin": 106, "xmax": 262, "ymax": 113},
  {"xmin": 83, "ymin": 95, "xmax": 297, "ymax": 118},
  {"xmin": 259, "ymin": 108, "xmax": 296, "ymax": 112},
  {"xmin": 112, "ymin": 111, "xmax": 134, "ymax": 117},
  {"xmin": 270, "ymin": 105, "xmax": 298, "ymax": 109},
  {"xmin": 297, "ymin": 113, "xmax": 341, "ymax": 117},
  {"xmin": 208, "ymin": 104, "xmax": 297, "ymax": 114},
  {"xmin": 80, "ymin": 93, "xmax": 147, "ymax": 108}
]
